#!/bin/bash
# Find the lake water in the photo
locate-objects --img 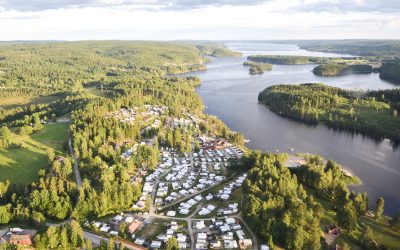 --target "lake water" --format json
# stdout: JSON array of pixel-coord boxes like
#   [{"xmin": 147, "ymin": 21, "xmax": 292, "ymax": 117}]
[{"xmin": 187, "ymin": 42, "xmax": 400, "ymax": 215}]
